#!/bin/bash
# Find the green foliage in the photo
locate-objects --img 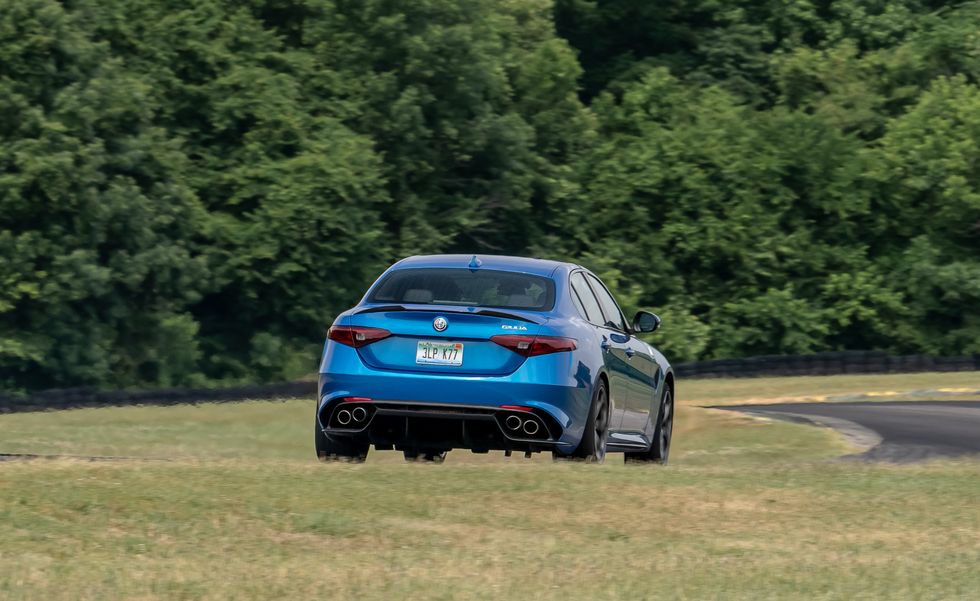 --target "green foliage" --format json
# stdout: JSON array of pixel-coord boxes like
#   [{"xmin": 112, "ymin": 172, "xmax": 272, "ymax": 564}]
[
  {"xmin": 0, "ymin": 0, "xmax": 209, "ymax": 389},
  {"xmin": 867, "ymin": 76, "xmax": 980, "ymax": 353},
  {"xmin": 1, "ymin": 0, "xmax": 978, "ymax": 390},
  {"xmin": 557, "ymin": 3, "xmax": 979, "ymax": 361}
]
